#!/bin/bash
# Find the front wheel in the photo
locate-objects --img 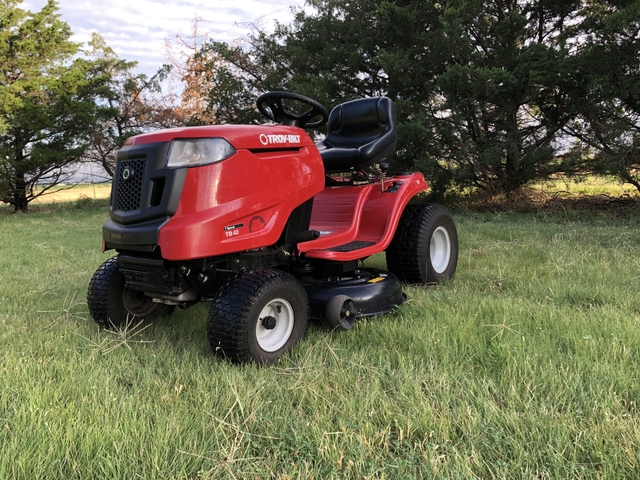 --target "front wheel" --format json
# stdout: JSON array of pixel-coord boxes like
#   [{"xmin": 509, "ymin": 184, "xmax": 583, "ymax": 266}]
[
  {"xmin": 87, "ymin": 257, "xmax": 173, "ymax": 329},
  {"xmin": 207, "ymin": 268, "xmax": 309, "ymax": 364},
  {"xmin": 386, "ymin": 204, "xmax": 458, "ymax": 284}
]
